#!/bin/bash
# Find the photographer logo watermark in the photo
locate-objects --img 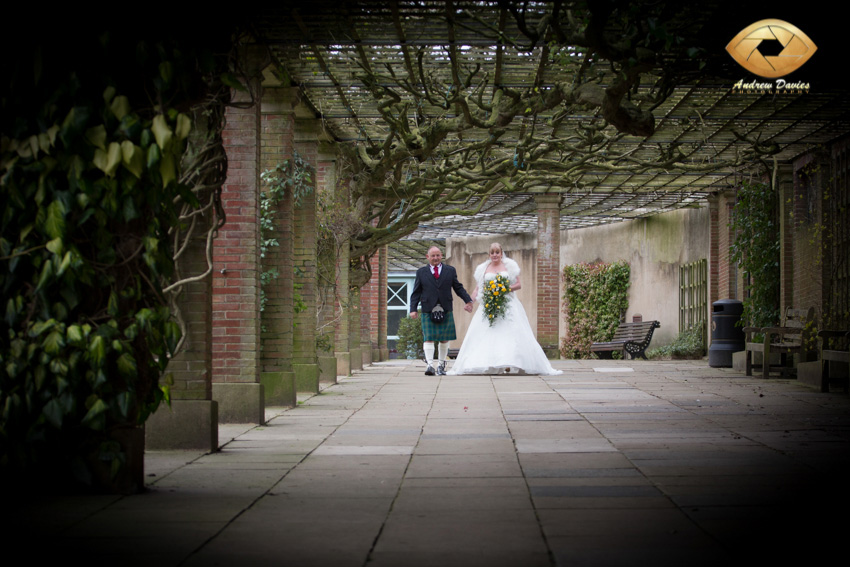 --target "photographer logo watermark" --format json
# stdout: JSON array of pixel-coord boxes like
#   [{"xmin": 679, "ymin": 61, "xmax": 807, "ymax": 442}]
[{"xmin": 726, "ymin": 19, "xmax": 817, "ymax": 79}]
